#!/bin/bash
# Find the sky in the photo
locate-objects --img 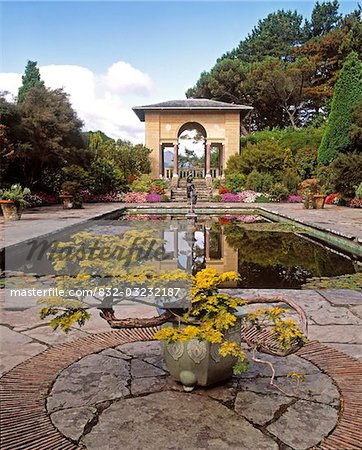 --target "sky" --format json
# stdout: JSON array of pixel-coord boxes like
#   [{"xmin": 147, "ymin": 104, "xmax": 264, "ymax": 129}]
[{"xmin": 0, "ymin": 1, "xmax": 359, "ymax": 142}]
